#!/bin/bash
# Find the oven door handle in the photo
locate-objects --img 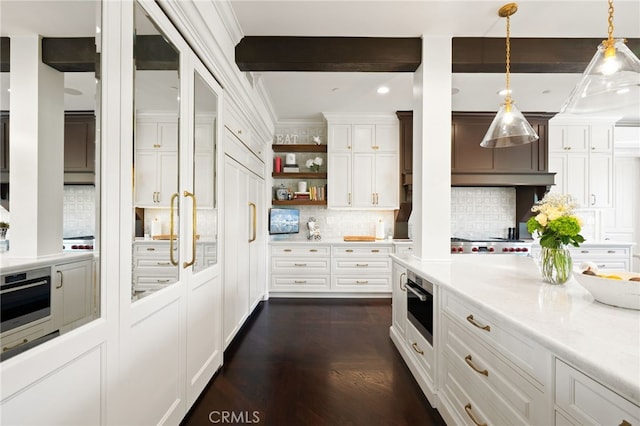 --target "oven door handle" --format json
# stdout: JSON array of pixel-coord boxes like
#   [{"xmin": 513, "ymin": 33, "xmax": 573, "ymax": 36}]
[{"xmin": 406, "ymin": 284, "xmax": 427, "ymax": 301}]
